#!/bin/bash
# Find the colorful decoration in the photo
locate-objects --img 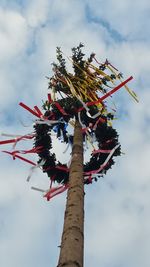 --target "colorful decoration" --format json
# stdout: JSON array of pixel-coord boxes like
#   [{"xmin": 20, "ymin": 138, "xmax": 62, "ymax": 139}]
[{"xmin": 0, "ymin": 43, "xmax": 137, "ymax": 201}]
